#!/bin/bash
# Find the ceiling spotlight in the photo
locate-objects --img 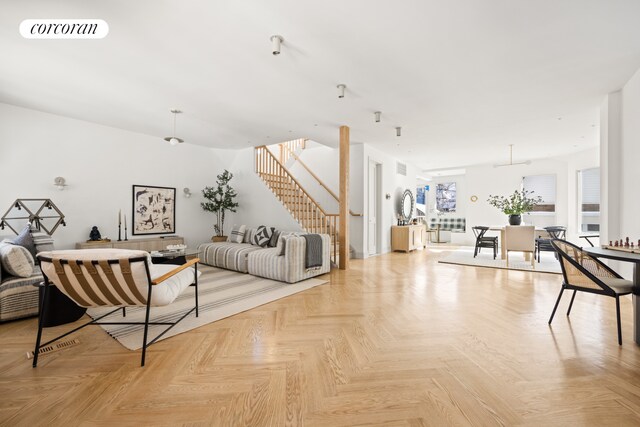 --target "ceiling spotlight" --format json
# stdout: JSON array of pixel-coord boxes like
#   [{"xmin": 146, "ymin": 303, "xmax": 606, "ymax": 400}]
[
  {"xmin": 396, "ymin": 126, "xmax": 402, "ymax": 137},
  {"xmin": 163, "ymin": 109, "xmax": 184, "ymax": 145},
  {"xmin": 374, "ymin": 111, "xmax": 381, "ymax": 123},
  {"xmin": 337, "ymin": 84, "xmax": 346, "ymax": 99},
  {"xmin": 270, "ymin": 35, "xmax": 284, "ymax": 55}
]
